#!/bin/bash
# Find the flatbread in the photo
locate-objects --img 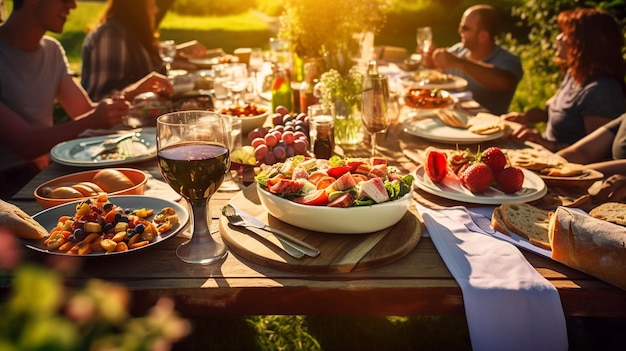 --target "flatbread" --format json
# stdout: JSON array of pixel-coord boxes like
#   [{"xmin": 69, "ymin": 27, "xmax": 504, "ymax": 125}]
[
  {"xmin": 435, "ymin": 109, "xmax": 468, "ymax": 128},
  {"xmin": 506, "ymin": 148, "xmax": 567, "ymax": 171},
  {"xmin": 0, "ymin": 200, "xmax": 49, "ymax": 239},
  {"xmin": 467, "ymin": 112, "xmax": 503, "ymax": 135},
  {"xmin": 541, "ymin": 163, "xmax": 586, "ymax": 177}
]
